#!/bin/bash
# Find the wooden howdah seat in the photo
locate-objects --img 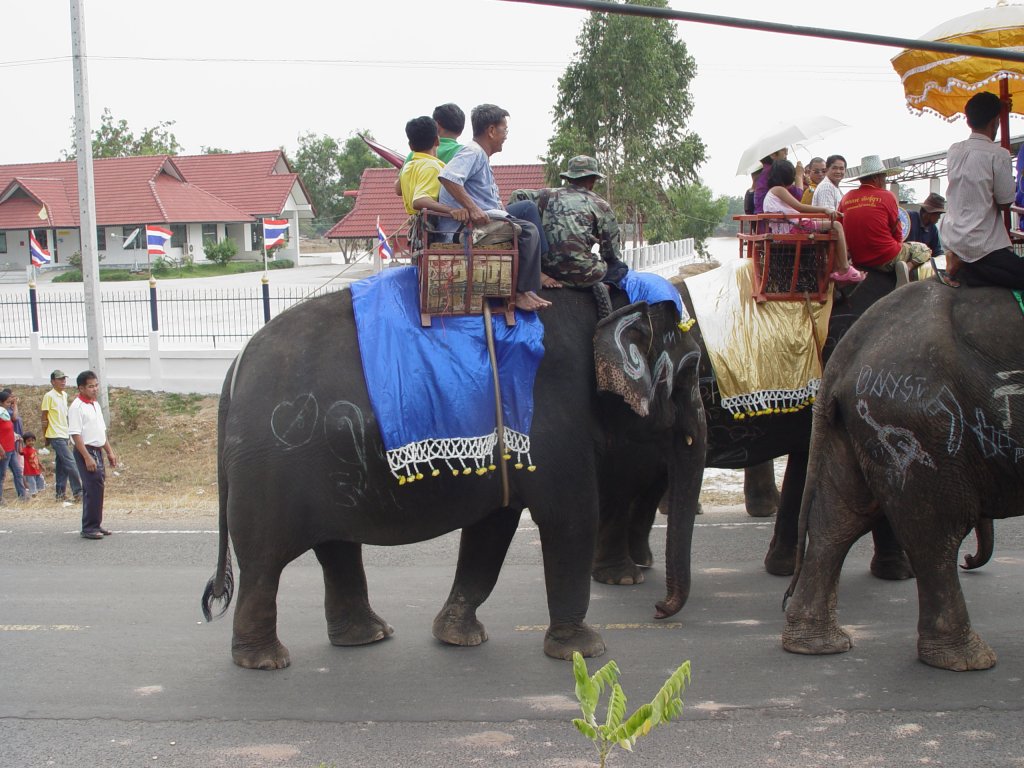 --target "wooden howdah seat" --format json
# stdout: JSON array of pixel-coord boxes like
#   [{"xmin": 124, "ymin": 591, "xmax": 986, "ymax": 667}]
[
  {"xmin": 734, "ymin": 213, "xmax": 838, "ymax": 302},
  {"xmin": 410, "ymin": 213, "xmax": 519, "ymax": 327}
]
